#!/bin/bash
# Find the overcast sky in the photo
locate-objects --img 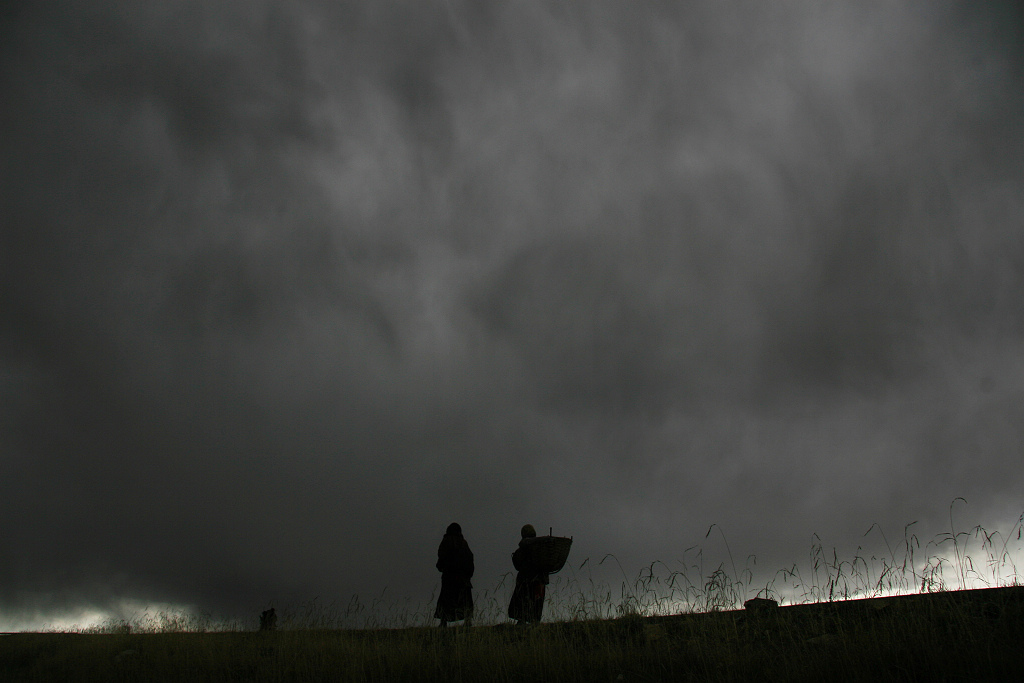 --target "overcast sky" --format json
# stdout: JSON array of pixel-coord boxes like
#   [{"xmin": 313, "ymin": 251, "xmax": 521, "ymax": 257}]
[{"xmin": 3, "ymin": 0, "xmax": 1024, "ymax": 629}]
